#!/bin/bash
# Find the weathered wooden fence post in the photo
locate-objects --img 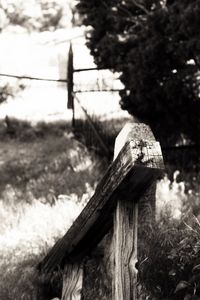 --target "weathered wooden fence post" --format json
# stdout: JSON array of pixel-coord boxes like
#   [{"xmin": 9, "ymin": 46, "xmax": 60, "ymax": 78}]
[
  {"xmin": 112, "ymin": 123, "xmax": 162, "ymax": 300},
  {"xmin": 39, "ymin": 122, "xmax": 164, "ymax": 300}
]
